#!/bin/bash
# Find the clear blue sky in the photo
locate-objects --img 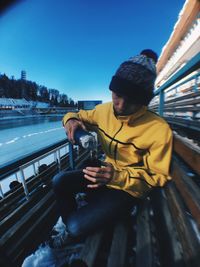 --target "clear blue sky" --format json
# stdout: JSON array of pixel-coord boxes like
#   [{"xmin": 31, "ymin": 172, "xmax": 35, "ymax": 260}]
[{"xmin": 0, "ymin": 0, "xmax": 185, "ymax": 103}]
